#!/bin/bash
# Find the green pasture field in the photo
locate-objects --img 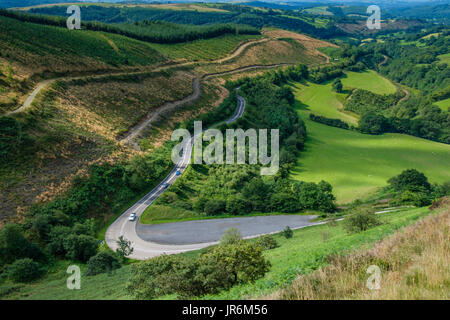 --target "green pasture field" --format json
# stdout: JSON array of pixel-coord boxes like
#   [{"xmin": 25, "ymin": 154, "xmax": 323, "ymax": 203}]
[
  {"xmin": 434, "ymin": 97, "xmax": 450, "ymax": 112},
  {"xmin": 290, "ymin": 82, "xmax": 450, "ymax": 203},
  {"xmin": 341, "ymin": 70, "xmax": 398, "ymax": 95}
]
